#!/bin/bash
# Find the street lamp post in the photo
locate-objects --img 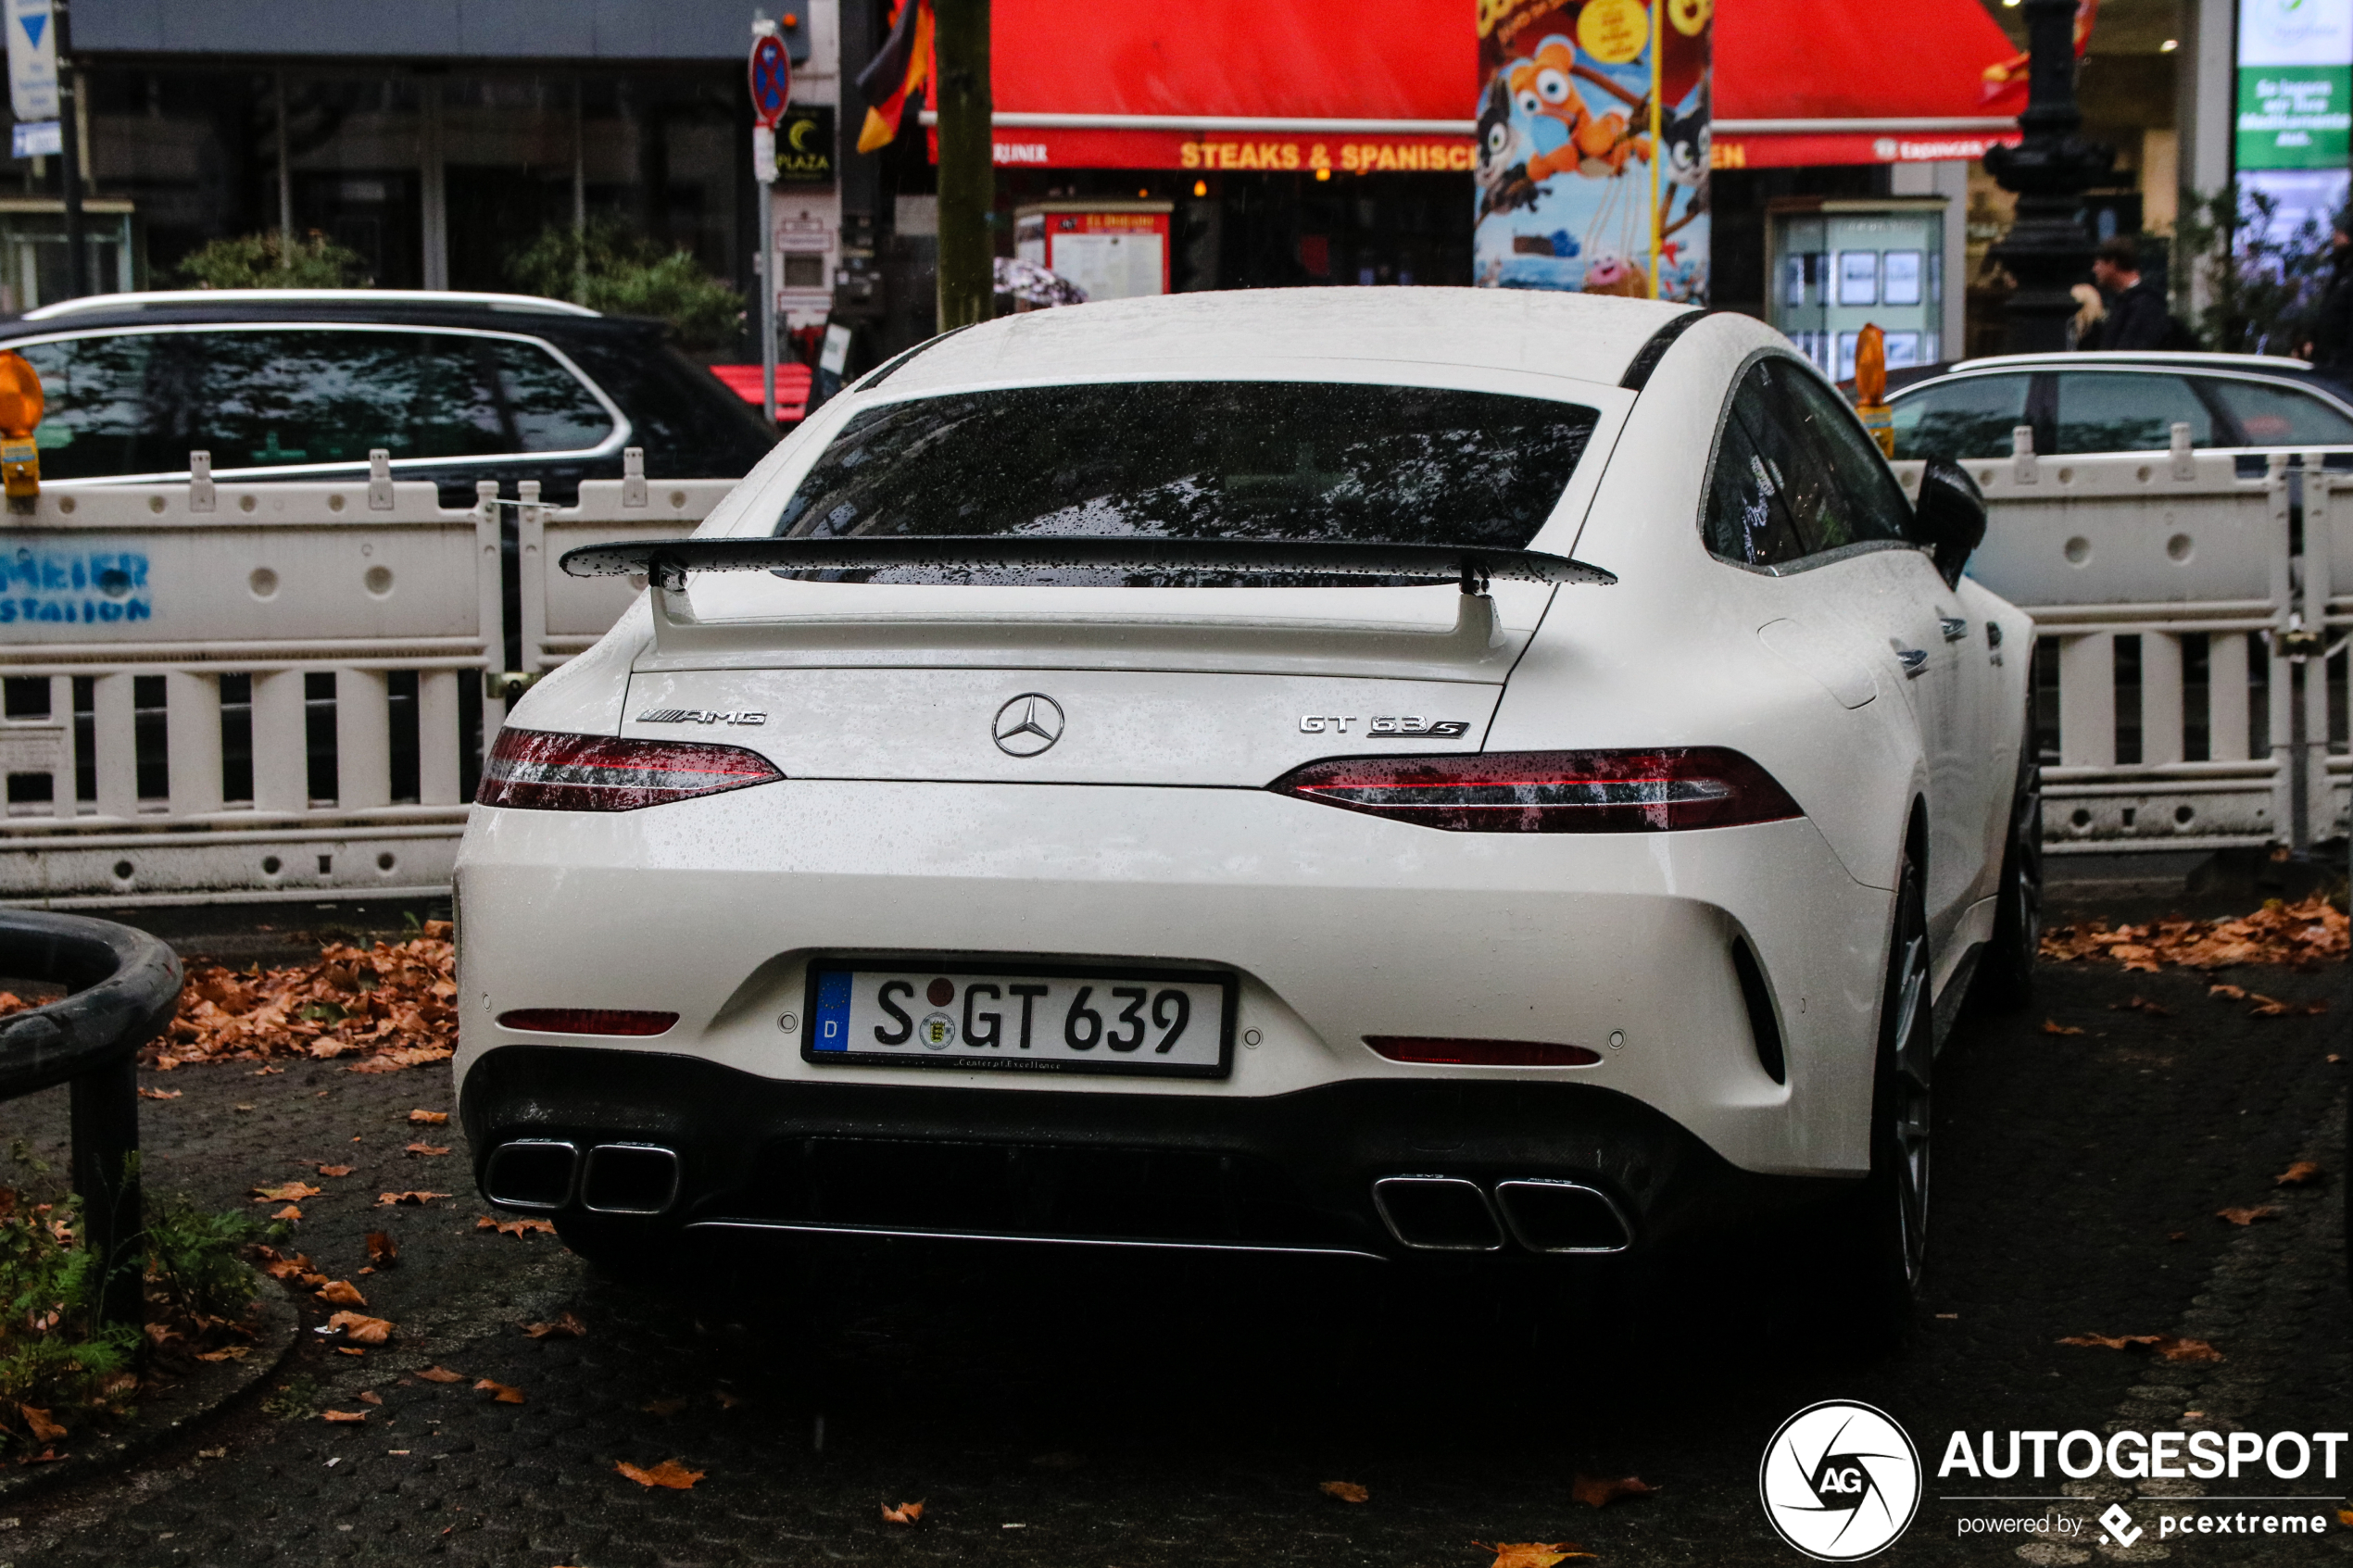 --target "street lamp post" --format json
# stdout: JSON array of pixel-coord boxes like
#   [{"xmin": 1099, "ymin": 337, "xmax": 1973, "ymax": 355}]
[{"xmin": 1983, "ymin": 0, "xmax": 2115, "ymax": 353}]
